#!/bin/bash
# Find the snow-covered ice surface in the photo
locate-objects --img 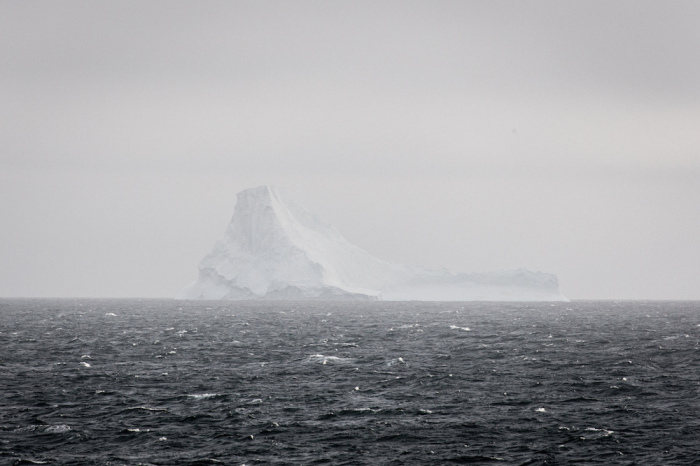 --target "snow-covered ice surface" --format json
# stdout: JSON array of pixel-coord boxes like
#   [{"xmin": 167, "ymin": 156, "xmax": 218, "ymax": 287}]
[{"xmin": 177, "ymin": 186, "xmax": 567, "ymax": 301}]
